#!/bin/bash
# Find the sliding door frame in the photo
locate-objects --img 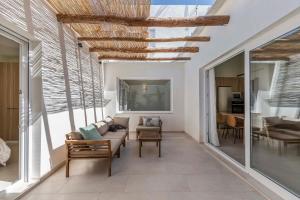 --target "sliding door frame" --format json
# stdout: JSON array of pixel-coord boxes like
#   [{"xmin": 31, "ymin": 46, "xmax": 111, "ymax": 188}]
[
  {"xmin": 203, "ymin": 50, "xmax": 247, "ymax": 169},
  {"xmin": 0, "ymin": 26, "xmax": 30, "ymax": 182}
]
